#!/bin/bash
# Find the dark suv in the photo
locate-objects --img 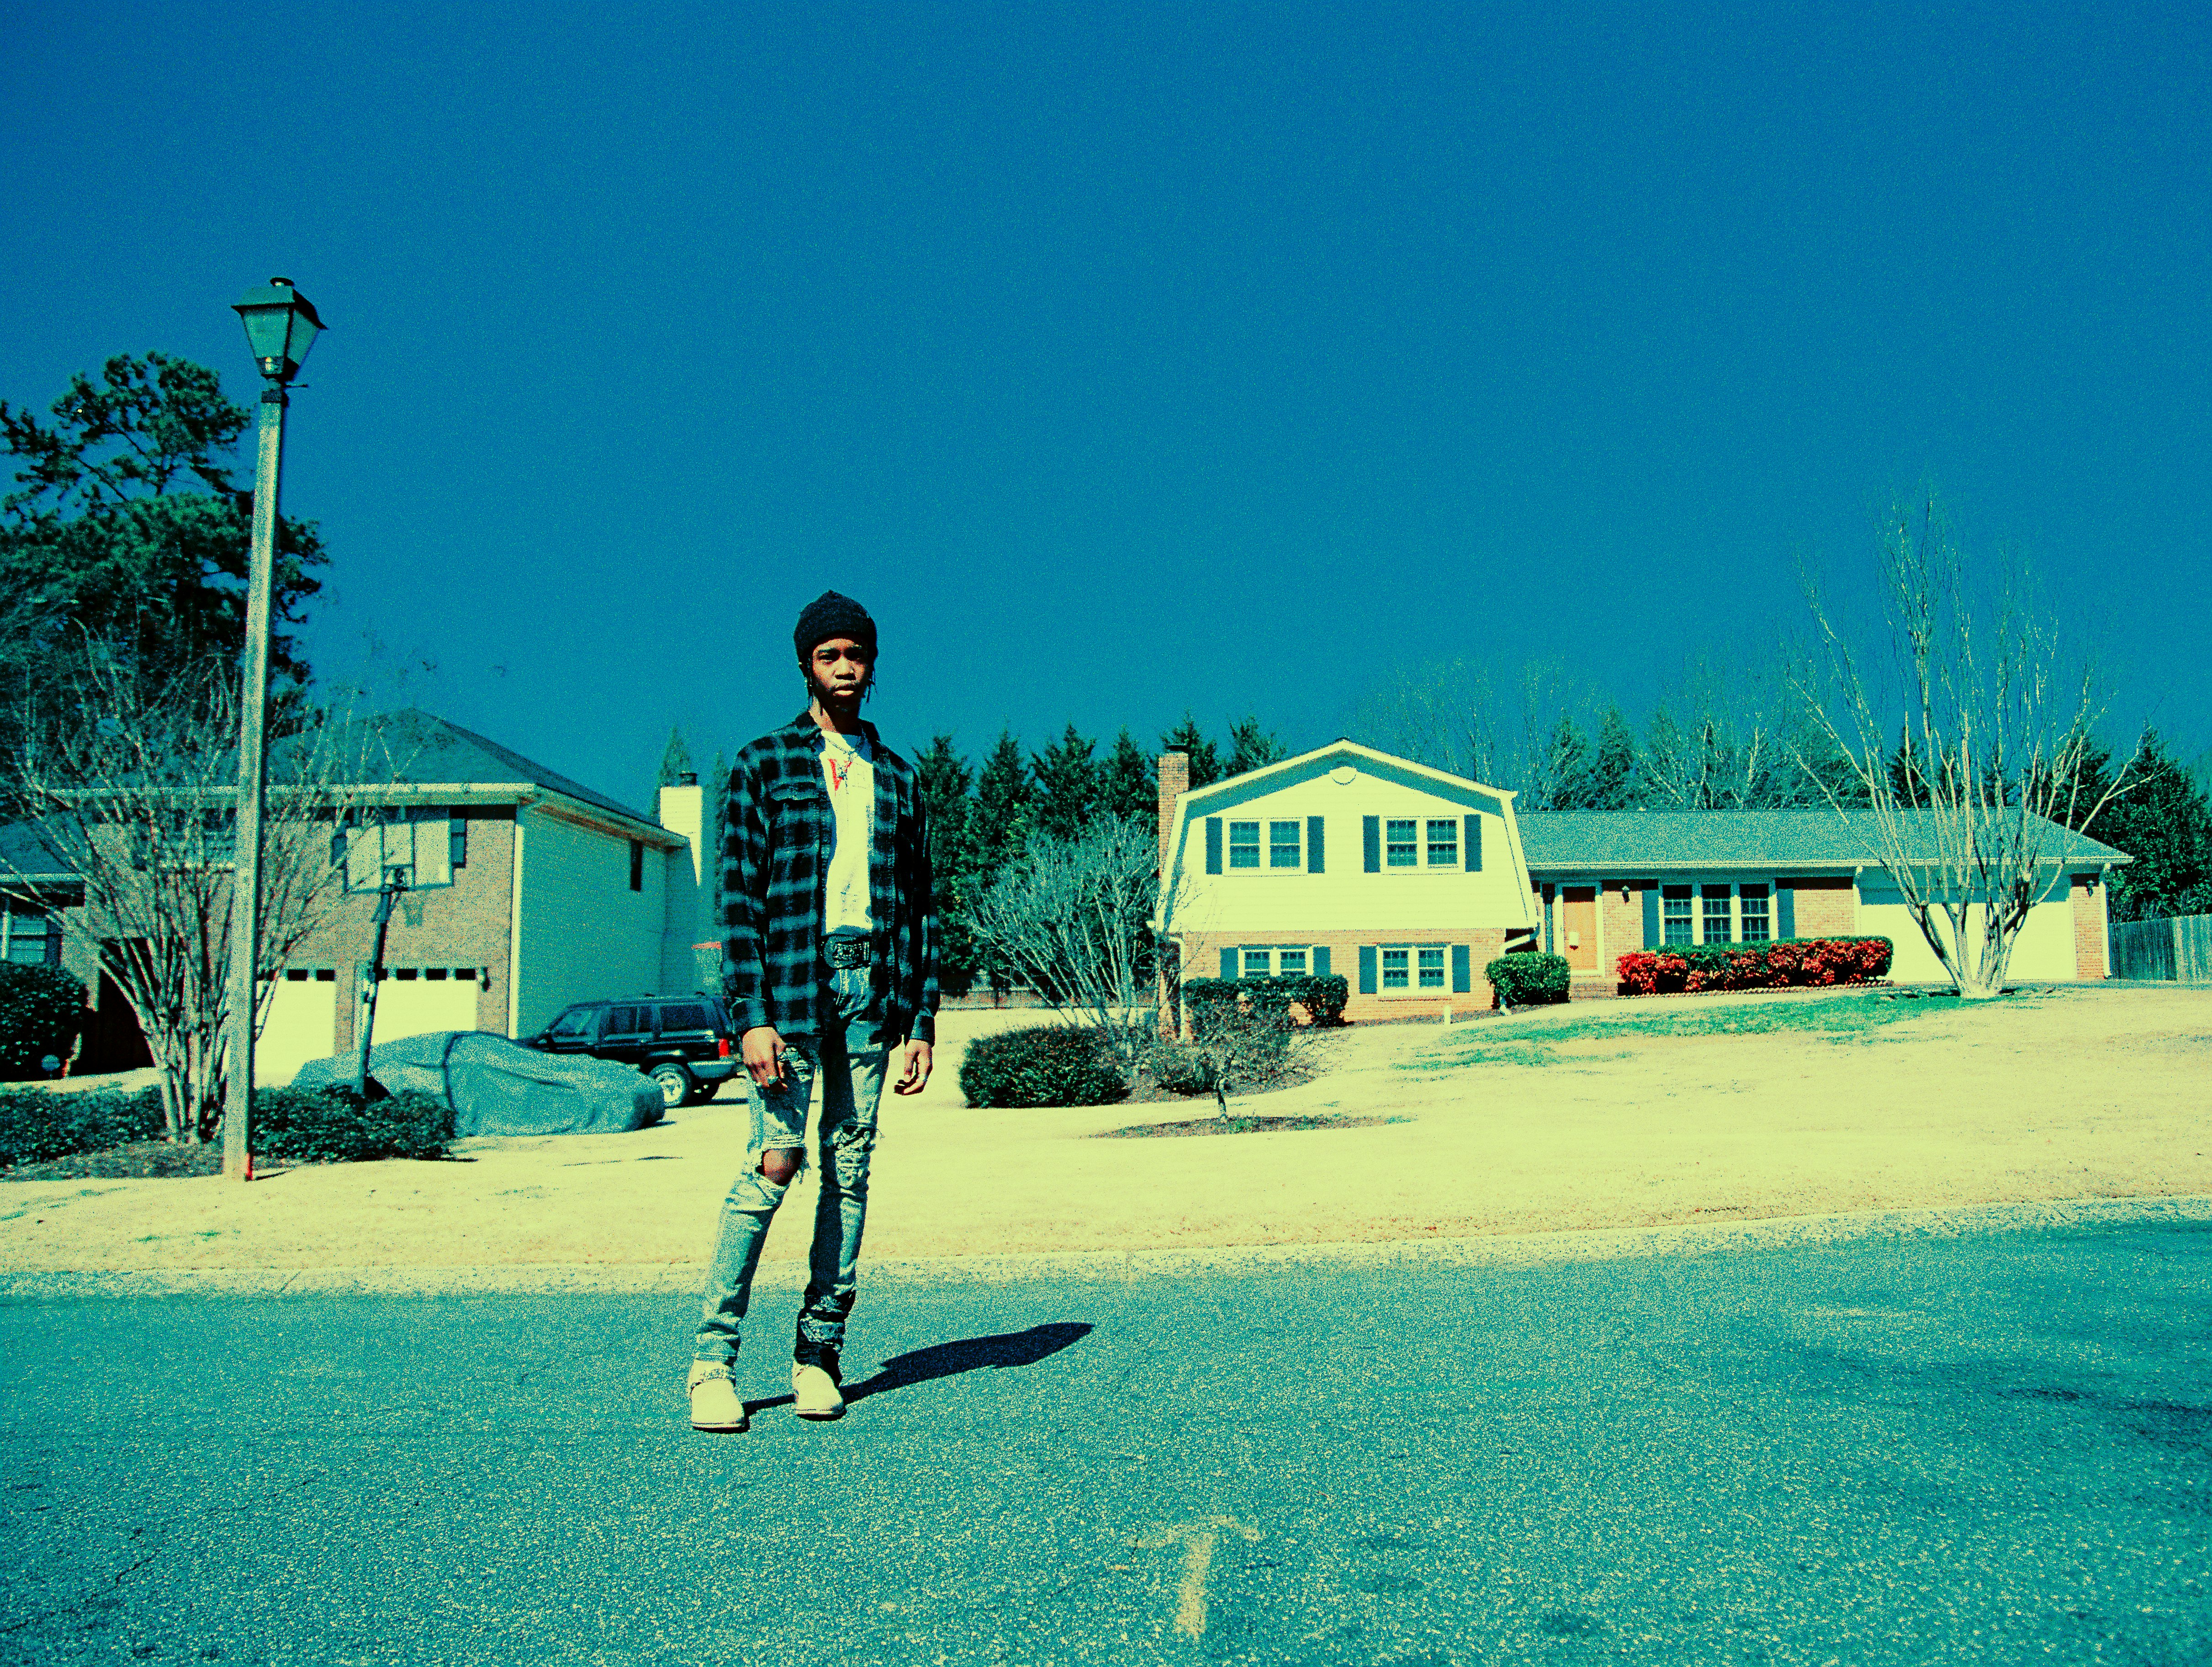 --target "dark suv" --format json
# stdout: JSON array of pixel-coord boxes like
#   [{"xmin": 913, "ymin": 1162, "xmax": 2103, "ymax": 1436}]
[{"xmin": 524, "ymin": 995, "xmax": 740, "ymax": 1107}]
